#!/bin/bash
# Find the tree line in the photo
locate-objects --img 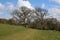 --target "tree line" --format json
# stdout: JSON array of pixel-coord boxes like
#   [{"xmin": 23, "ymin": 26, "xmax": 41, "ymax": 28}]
[{"xmin": 0, "ymin": 6, "xmax": 60, "ymax": 31}]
